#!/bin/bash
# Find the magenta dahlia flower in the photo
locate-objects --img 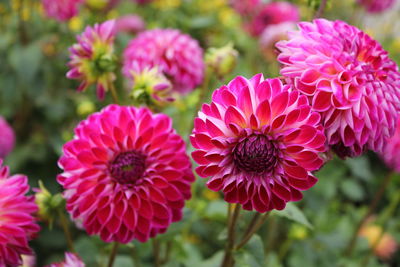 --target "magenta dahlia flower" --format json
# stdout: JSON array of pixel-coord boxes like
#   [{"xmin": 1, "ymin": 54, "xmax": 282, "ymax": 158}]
[
  {"xmin": 115, "ymin": 15, "xmax": 145, "ymax": 34},
  {"xmin": 248, "ymin": 1, "xmax": 300, "ymax": 36},
  {"xmin": 42, "ymin": 0, "xmax": 83, "ymax": 21},
  {"xmin": 191, "ymin": 74, "xmax": 326, "ymax": 212},
  {"xmin": 357, "ymin": 0, "xmax": 395, "ymax": 13},
  {"xmin": 67, "ymin": 20, "xmax": 117, "ymax": 100},
  {"xmin": 123, "ymin": 29, "xmax": 204, "ymax": 94},
  {"xmin": 380, "ymin": 117, "xmax": 400, "ymax": 172},
  {"xmin": 57, "ymin": 105, "xmax": 194, "ymax": 243},
  {"xmin": 277, "ymin": 19, "xmax": 400, "ymax": 158},
  {"xmin": 259, "ymin": 22, "xmax": 296, "ymax": 60},
  {"xmin": 0, "ymin": 116, "xmax": 15, "ymax": 159},
  {"xmin": 47, "ymin": 252, "xmax": 85, "ymax": 267},
  {"xmin": 0, "ymin": 160, "xmax": 40, "ymax": 267},
  {"xmin": 230, "ymin": 0, "xmax": 261, "ymax": 16}
]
